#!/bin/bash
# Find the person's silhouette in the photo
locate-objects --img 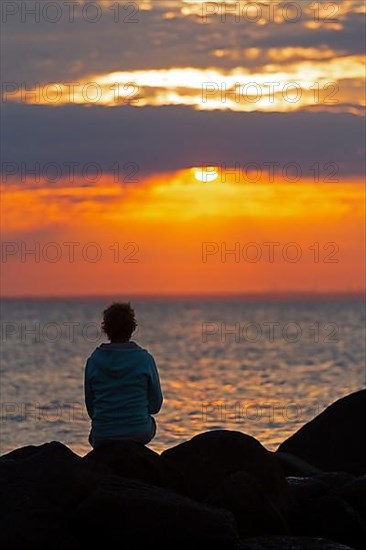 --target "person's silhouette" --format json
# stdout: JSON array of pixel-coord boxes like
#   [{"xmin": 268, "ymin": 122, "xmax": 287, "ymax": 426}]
[{"xmin": 85, "ymin": 302, "xmax": 163, "ymax": 448}]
